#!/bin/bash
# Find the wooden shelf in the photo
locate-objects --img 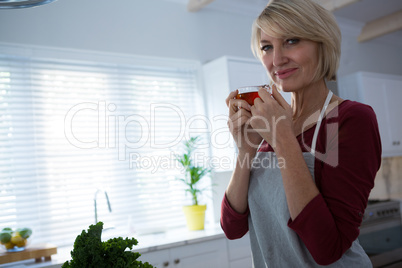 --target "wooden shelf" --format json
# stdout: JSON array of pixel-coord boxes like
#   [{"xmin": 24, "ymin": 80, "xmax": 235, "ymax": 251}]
[{"xmin": 0, "ymin": 243, "xmax": 57, "ymax": 264}]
